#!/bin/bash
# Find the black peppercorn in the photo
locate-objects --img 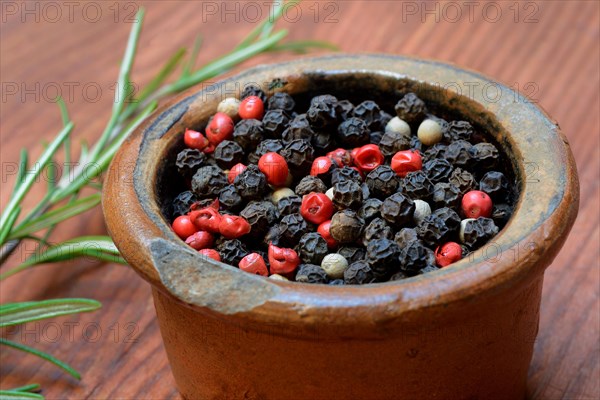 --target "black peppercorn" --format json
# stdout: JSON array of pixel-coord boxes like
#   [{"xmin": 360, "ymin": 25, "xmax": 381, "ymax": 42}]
[
  {"xmin": 402, "ymin": 171, "xmax": 433, "ymax": 201},
  {"xmin": 398, "ymin": 240, "xmax": 432, "ymax": 274},
  {"xmin": 329, "ymin": 209, "xmax": 364, "ymax": 244},
  {"xmin": 479, "ymin": 171, "xmax": 509, "ymax": 201},
  {"xmin": 352, "ymin": 100, "xmax": 381, "ymax": 130},
  {"xmin": 431, "ymin": 182, "xmax": 462, "ymax": 209},
  {"xmin": 338, "ymin": 246, "xmax": 366, "ymax": 264},
  {"xmin": 336, "ymin": 117, "xmax": 370, "ymax": 147},
  {"xmin": 358, "ymin": 198, "xmax": 382, "ymax": 222},
  {"xmin": 233, "ymin": 164, "xmax": 268, "ymax": 200},
  {"xmin": 233, "ymin": 119, "xmax": 264, "ymax": 152},
  {"xmin": 295, "ymin": 264, "xmax": 329, "ymax": 284},
  {"xmin": 409, "ymin": 136, "xmax": 424, "ymax": 153},
  {"xmin": 381, "ymin": 192, "xmax": 415, "ymax": 227},
  {"xmin": 247, "ymin": 139, "xmax": 284, "ymax": 164},
  {"xmin": 240, "ymin": 201, "xmax": 279, "ymax": 238},
  {"xmin": 171, "ymin": 190, "xmax": 198, "ymax": 218},
  {"xmin": 281, "ymin": 139, "xmax": 315, "ymax": 176},
  {"xmin": 277, "ymin": 195, "xmax": 302, "ymax": 216},
  {"xmin": 423, "ymin": 158, "xmax": 454, "ymax": 183},
  {"xmin": 492, "ymin": 203, "xmax": 512, "ymax": 227},
  {"xmin": 449, "ymin": 167, "xmax": 477, "ymax": 195},
  {"xmin": 394, "ymin": 227, "xmax": 419, "ymax": 247},
  {"xmin": 282, "ymin": 114, "xmax": 314, "ymax": 143},
  {"xmin": 365, "ymin": 166, "xmax": 401, "ymax": 199},
  {"xmin": 295, "ymin": 176, "xmax": 327, "ymax": 196},
  {"xmin": 378, "ymin": 129, "xmax": 411, "ymax": 157},
  {"xmin": 394, "ymin": 93, "xmax": 427, "ymax": 123},
  {"xmin": 344, "ymin": 261, "xmax": 375, "ymax": 285},
  {"xmin": 335, "ymin": 99, "xmax": 354, "ymax": 120},
  {"xmin": 444, "ymin": 120, "xmax": 473, "ymax": 142},
  {"xmin": 214, "ymin": 140, "xmax": 244, "ymax": 169},
  {"xmin": 365, "ymin": 238, "xmax": 401, "ymax": 280},
  {"xmin": 296, "ymin": 232, "xmax": 329, "ymax": 265},
  {"xmin": 241, "ymin": 84, "xmax": 267, "ymax": 102},
  {"xmin": 267, "ymin": 92, "xmax": 295, "ymax": 112},
  {"xmin": 461, "ymin": 217, "xmax": 499, "ymax": 248},
  {"xmin": 444, "ymin": 140, "xmax": 473, "ymax": 168},
  {"xmin": 469, "ymin": 142, "xmax": 499, "ymax": 170},
  {"xmin": 262, "ymin": 110, "xmax": 290, "ymax": 138},
  {"xmin": 370, "ymin": 130, "xmax": 384, "ymax": 145},
  {"xmin": 363, "ymin": 217, "xmax": 394, "ymax": 242},
  {"xmin": 332, "ymin": 180, "xmax": 363, "ymax": 210},
  {"xmin": 415, "ymin": 207, "xmax": 461, "ymax": 247},
  {"xmin": 331, "ymin": 166, "xmax": 363, "ymax": 186},
  {"xmin": 263, "ymin": 224, "xmax": 283, "ymax": 247},
  {"xmin": 423, "ymin": 143, "xmax": 447, "ymax": 162},
  {"xmin": 328, "ymin": 279, "xmax": 345, "ymax": 285},
  {"xmin": 191, "ymin": 165, "xmax": 227, "ymax": 198},
  {"xmin": 312, "ymin": 131, "xmax": 336, "ymax": 154},
  {"xmin": 217, "ymin": 239, "xmax": 249, "ymax": 266},
  {"xmin": 307, "ymin": 94, "xmax": 338, "ymax": 128},
  {"xmin": 218, "ymin": 185, "xmax": 243, "ymax": 211},
  {"xmin": 176, "ymin": 148, "xmax": 206, "ymax": 178},
  {"xmin": 279, "ymin": 213, "xmax": 310, "ymax": 246}
]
